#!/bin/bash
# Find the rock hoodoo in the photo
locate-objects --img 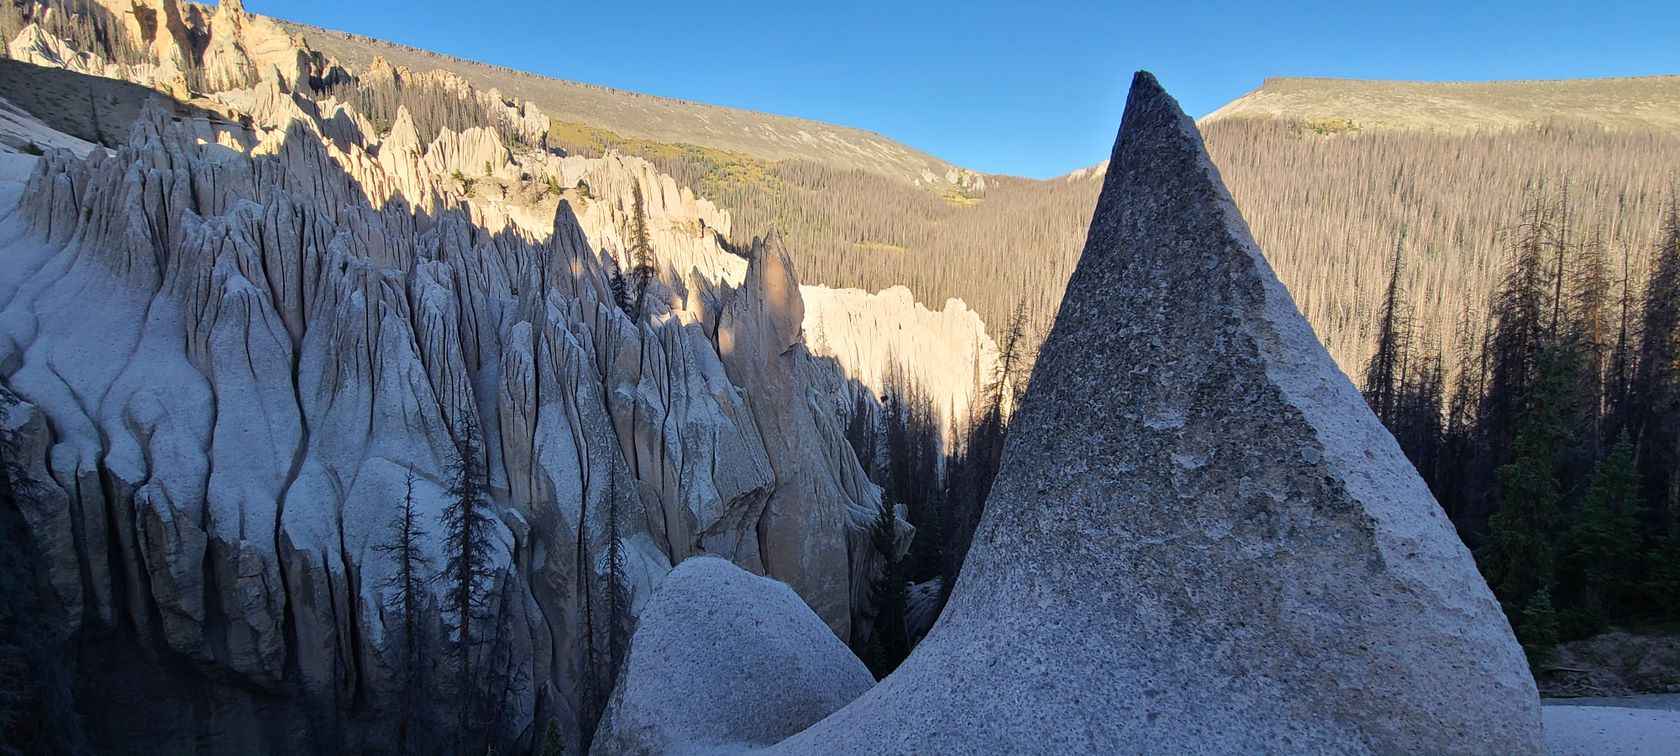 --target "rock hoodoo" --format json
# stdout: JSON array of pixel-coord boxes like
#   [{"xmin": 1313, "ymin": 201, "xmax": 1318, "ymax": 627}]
[
  {"xmin": 767, "ymin": 71, "xmax": 1545, "ymax": 753},
  {"xmin": 0, "ymin": 53, "xmax": 891, "ymax": 753}
]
